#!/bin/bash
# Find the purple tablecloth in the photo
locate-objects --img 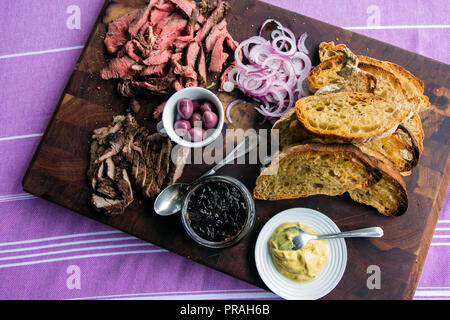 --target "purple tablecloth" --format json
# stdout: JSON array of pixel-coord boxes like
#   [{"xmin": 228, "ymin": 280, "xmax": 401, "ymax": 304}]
[{"xmin": 0, "ymin": 0, "xmax": 448, "ymax": 300}]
